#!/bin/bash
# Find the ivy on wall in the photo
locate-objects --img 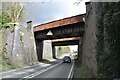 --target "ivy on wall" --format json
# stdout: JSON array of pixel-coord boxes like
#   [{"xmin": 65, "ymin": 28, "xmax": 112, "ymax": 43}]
[
  {"xmin": 96, "ymin": 2, "xmax": 120, "ymax": 78},
  {"xmin": 103, "ymin": 3, "xmax": 120, "ymax": 78},
  {"xmin": 2, "ymin": 23, "xmax": 15, "ymax": 33},
  {"xmin": 1, "ymin": 43, "xmax": 10, "ymax": 65}
]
